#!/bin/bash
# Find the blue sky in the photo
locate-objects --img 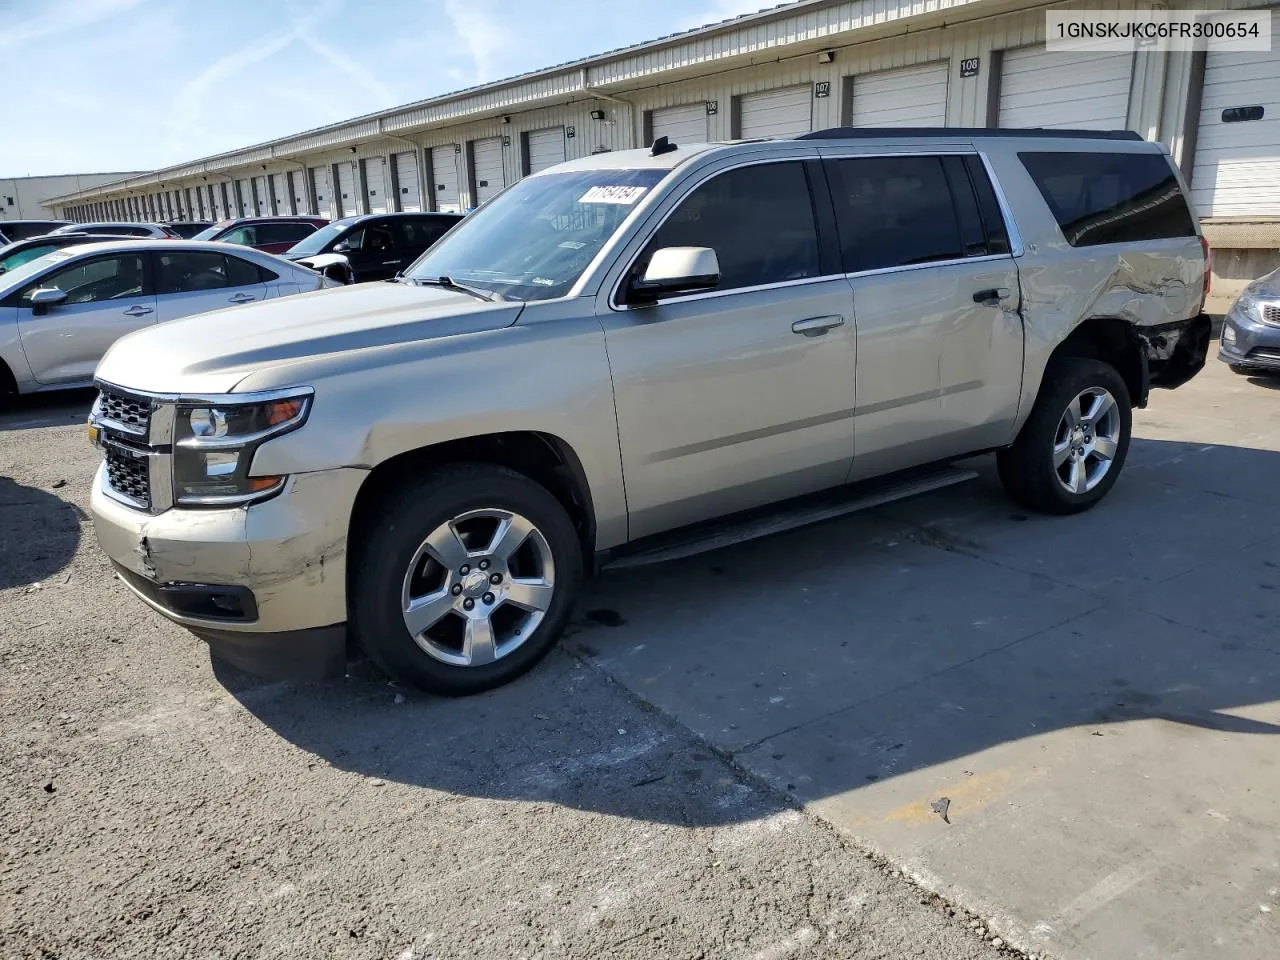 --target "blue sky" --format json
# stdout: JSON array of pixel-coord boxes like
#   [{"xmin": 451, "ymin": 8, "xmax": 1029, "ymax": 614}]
[{"xmin": 0, "ymin": 0, "xmax": 769, "ymax": 176}]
